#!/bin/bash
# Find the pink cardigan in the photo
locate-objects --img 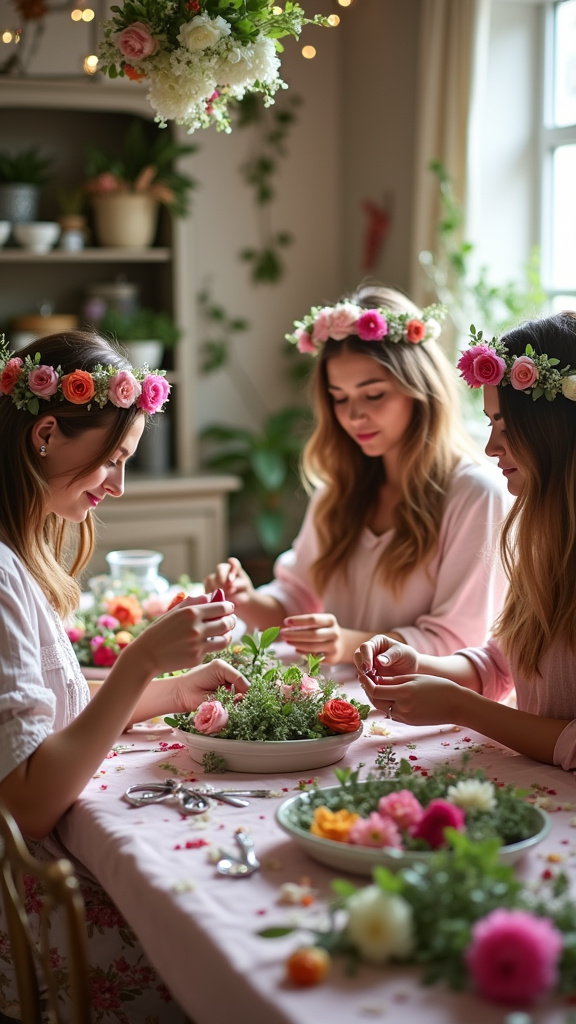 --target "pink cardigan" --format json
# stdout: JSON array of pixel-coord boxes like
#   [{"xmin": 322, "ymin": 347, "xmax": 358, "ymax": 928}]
[{"xmin": 258, "ymin": 458, "xmax": 510, "ymax": 656}]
